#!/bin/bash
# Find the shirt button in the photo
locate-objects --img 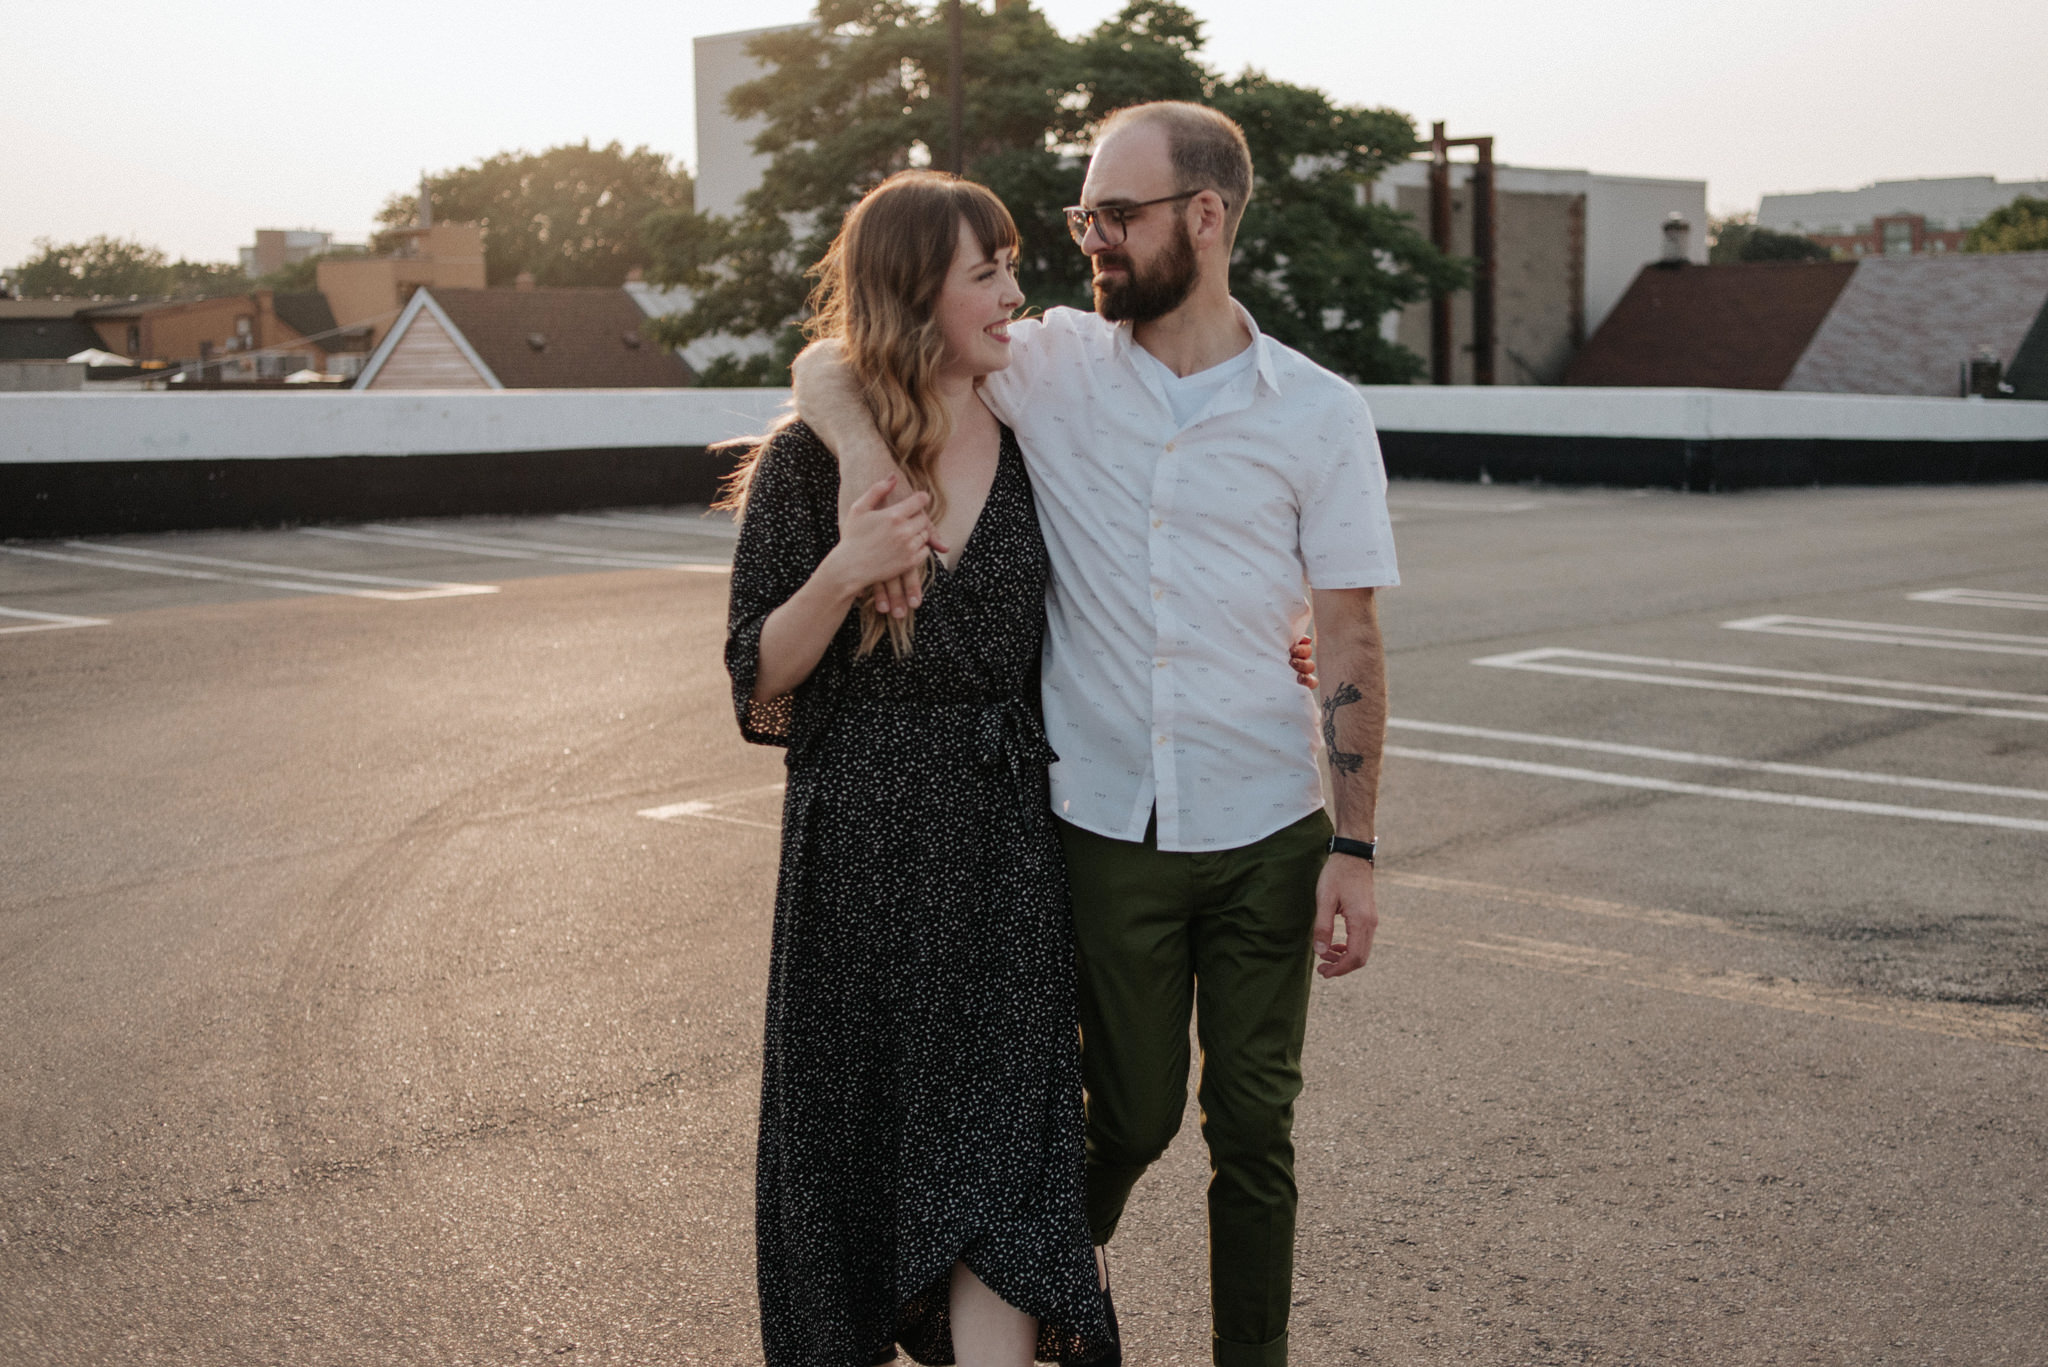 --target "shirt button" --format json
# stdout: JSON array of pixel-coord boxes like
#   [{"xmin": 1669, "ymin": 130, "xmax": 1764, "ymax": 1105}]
[
  {"xmin": 1152, "ymin": 517, "xmax": 1163, "ymax": 528},
  {"xmin": 1165, "ymin": 442, "xmax": 1177, "ymax": 452},
  {"xmin": 1153, "ymin": 588, "xmax": 1164, "ymax": 600}
]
